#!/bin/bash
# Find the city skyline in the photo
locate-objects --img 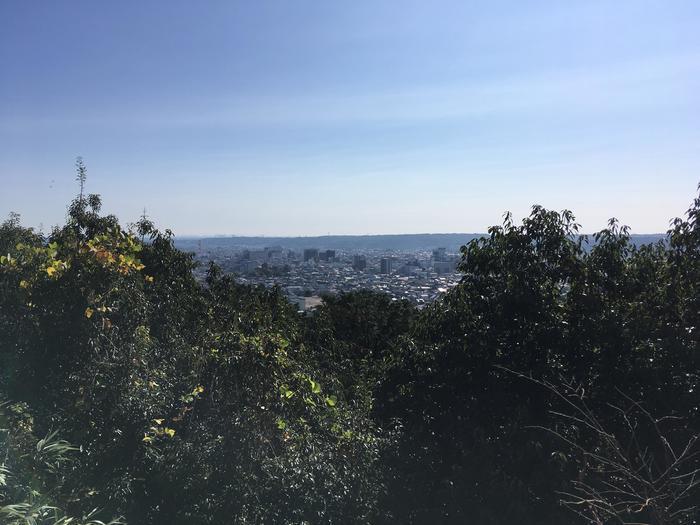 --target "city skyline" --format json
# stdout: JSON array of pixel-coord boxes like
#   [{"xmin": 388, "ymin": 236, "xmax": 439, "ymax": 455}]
[{"xmin": 2, "ymin": 1, "xmax": 700, "ymax": 235}]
